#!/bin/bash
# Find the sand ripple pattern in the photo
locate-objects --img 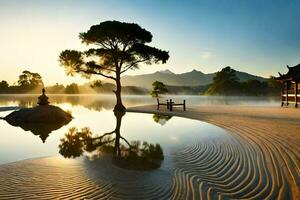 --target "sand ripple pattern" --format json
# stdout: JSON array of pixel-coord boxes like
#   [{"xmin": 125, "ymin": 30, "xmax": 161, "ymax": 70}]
[
  {"xmin": 171, "ymin": 136, "xmax": 295, "ymax": 199},
  {"xmin": 0, "ymin": 156, "xmax": 173, "ymax": 200},
  {"xmin": 168, "ymin": 116, "xmax": 299, "ymax": 200},
  {"xmin": 0, "ymin": 118, "xmax": 299, "ymax": 199},
  {"xmin": 0, "ymin": 158, "xmax": 113, "ymax": 200},
  {"xmin": 82, "ymin": 156, "xmax": 173, "ymax": 200}
]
